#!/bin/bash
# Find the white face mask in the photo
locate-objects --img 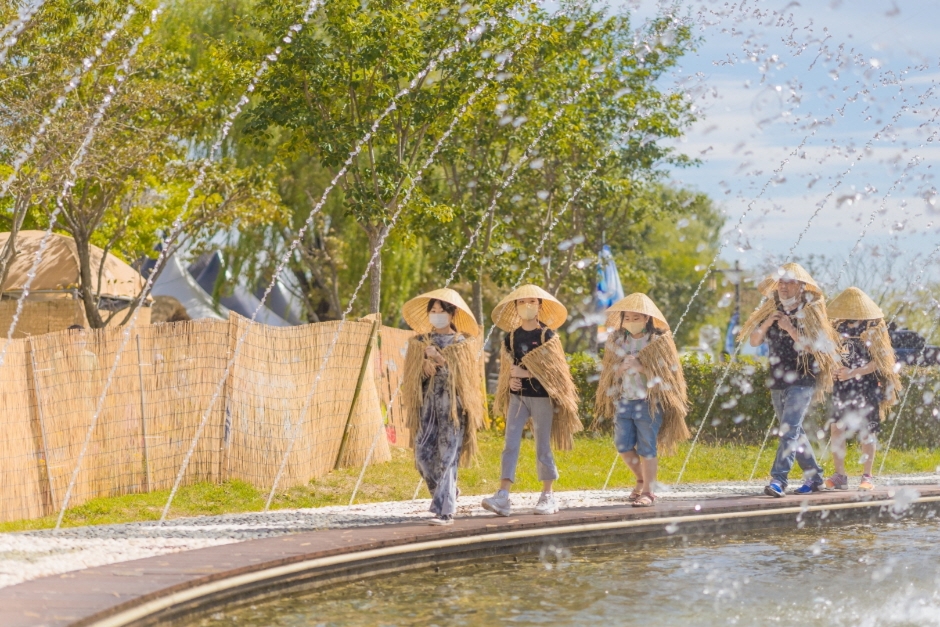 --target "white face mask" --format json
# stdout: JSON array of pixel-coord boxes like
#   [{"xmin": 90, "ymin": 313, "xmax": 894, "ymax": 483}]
[
  {"xmin": 428, "ymin": 313, "xmax": 452, "ymax": 329},
  {"xmin": 623, "ymin": 321, "xmax": 647, "ymax": 335},
  {"xmin": 779, "ymin": 295, "xmax": 800, "ymax": 309},
  {"xmin": 517, "ymin": 303, "xmax": 539, "ymax": 321}
]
